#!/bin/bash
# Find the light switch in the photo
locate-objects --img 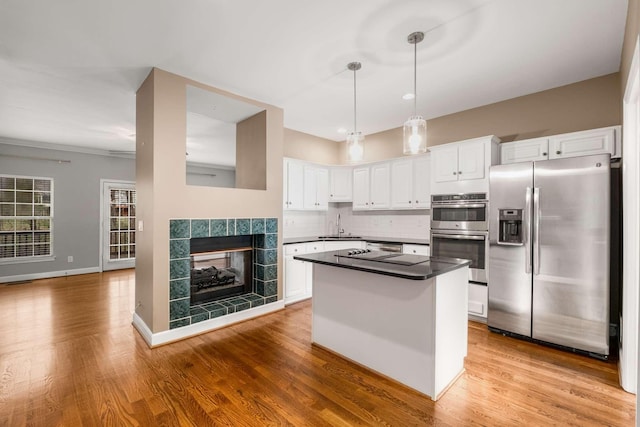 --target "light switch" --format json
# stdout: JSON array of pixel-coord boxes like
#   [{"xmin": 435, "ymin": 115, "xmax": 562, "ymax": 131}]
[{"xmin": 138, "ymin": 220, "xmax": 144, "ymax": 232}]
